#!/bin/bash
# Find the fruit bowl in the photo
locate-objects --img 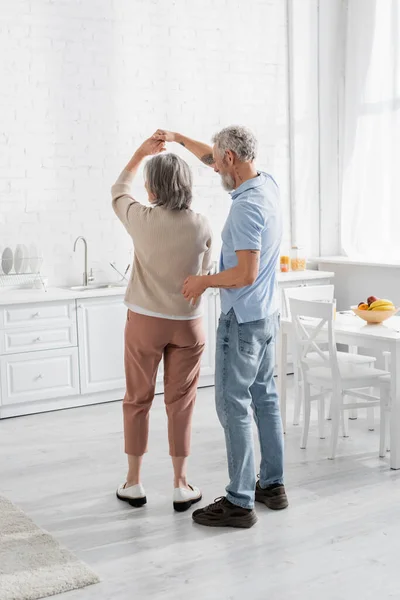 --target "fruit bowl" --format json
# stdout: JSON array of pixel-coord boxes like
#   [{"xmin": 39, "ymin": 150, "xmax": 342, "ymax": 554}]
[{"xmin": 351, "ymin": 306, "xmax": 399, "ymax": 324}]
